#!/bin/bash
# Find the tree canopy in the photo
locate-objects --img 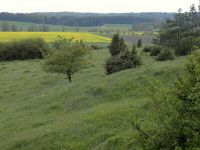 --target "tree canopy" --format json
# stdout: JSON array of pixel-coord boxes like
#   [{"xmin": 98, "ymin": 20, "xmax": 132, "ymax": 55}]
[{"xmin": 43, "ymin": 36, "xmax": 90, "ymax": 82}]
